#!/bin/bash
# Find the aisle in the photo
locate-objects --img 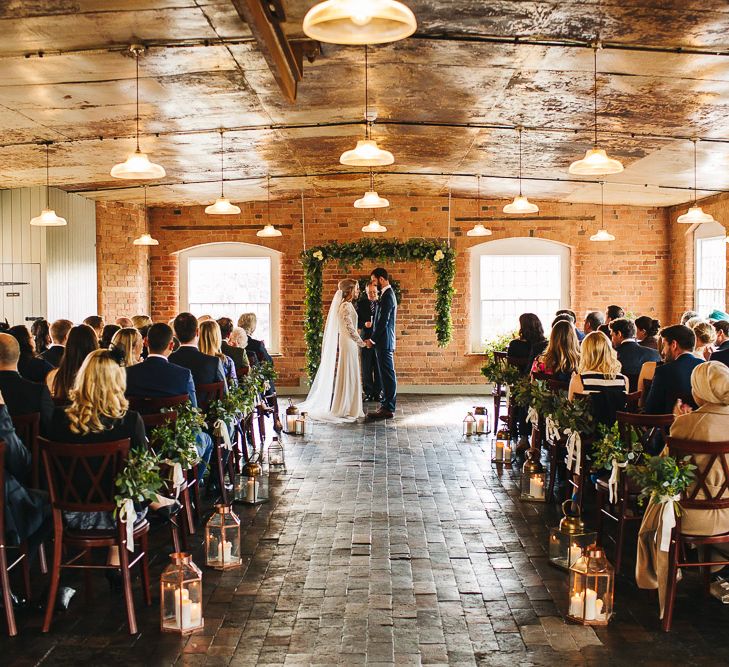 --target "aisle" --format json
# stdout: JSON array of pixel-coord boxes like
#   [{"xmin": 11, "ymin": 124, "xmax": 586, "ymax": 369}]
[{"xmin": 3, "ymin": 396, "xmax": 729, "ymax": 666}]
